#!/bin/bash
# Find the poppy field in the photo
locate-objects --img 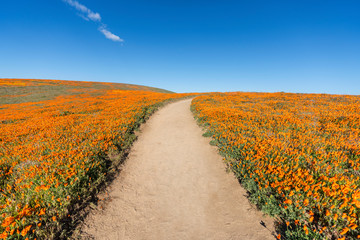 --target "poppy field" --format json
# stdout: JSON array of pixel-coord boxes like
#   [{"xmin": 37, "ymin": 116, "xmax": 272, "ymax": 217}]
[
  {"xmin": 0, "ymin": 79, "xmax": 190, "ymax": 239},
  {"xmin": 192, "ymin": 92, "xmax": 360, "ymax": 239}
]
